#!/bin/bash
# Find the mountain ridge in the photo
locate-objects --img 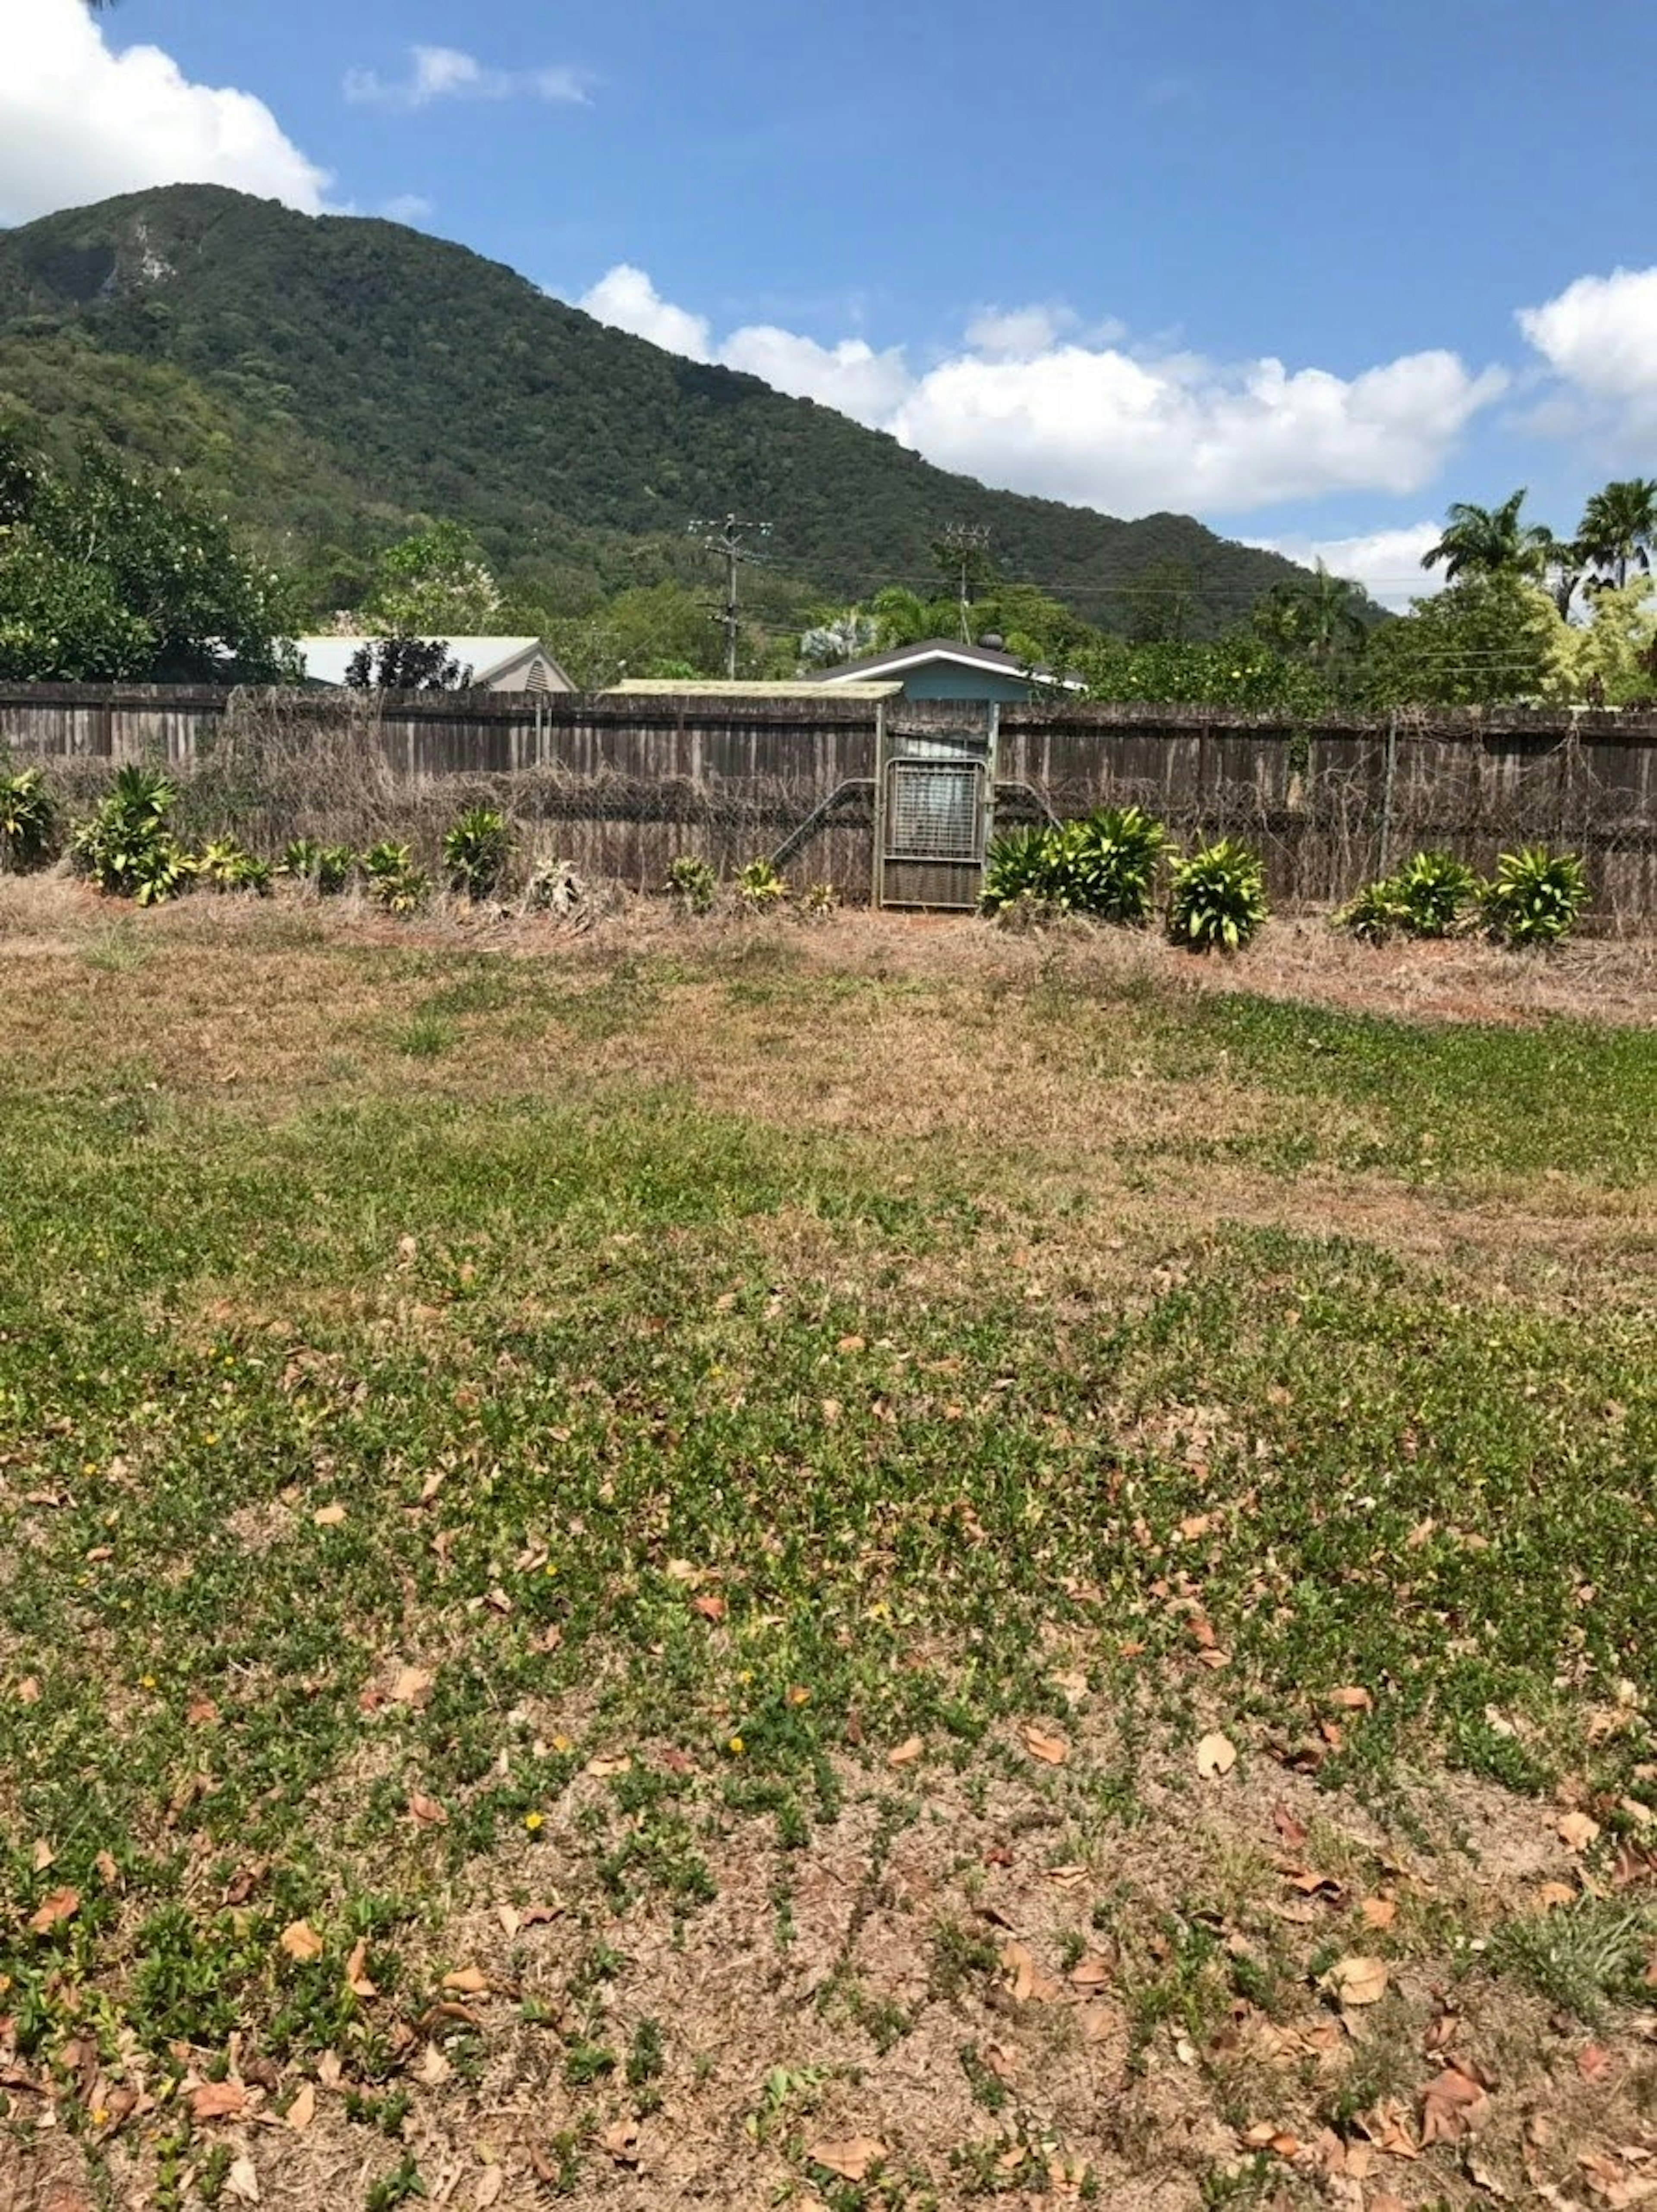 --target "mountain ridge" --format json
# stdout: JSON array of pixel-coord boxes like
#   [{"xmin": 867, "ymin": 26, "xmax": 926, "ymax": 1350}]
[{"xmin": 0, "ymin": 184, "xmax": 1313, "ymax": 634}]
